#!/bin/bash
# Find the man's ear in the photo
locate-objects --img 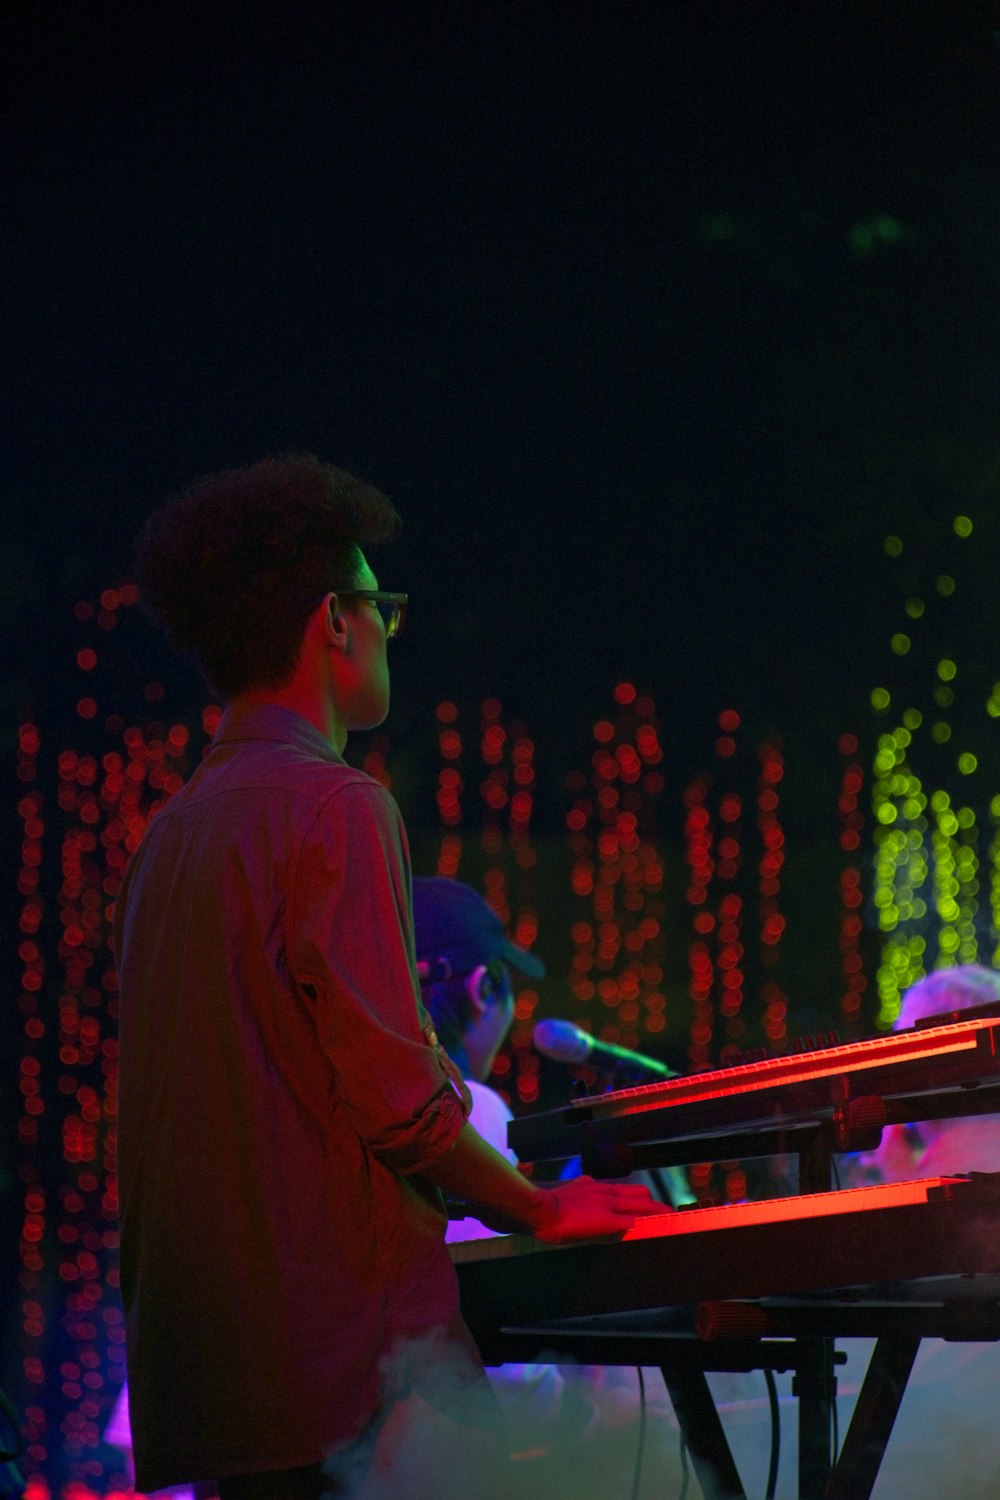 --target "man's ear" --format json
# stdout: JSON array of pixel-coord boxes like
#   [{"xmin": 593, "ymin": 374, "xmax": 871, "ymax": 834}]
[
  {"xmin": 318, "ymin": 592, "xmax": 349, "ymax": 653},
  {"xmin": 465, "ymin": 965, "xmax": 490, "ymax": 1018}
]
